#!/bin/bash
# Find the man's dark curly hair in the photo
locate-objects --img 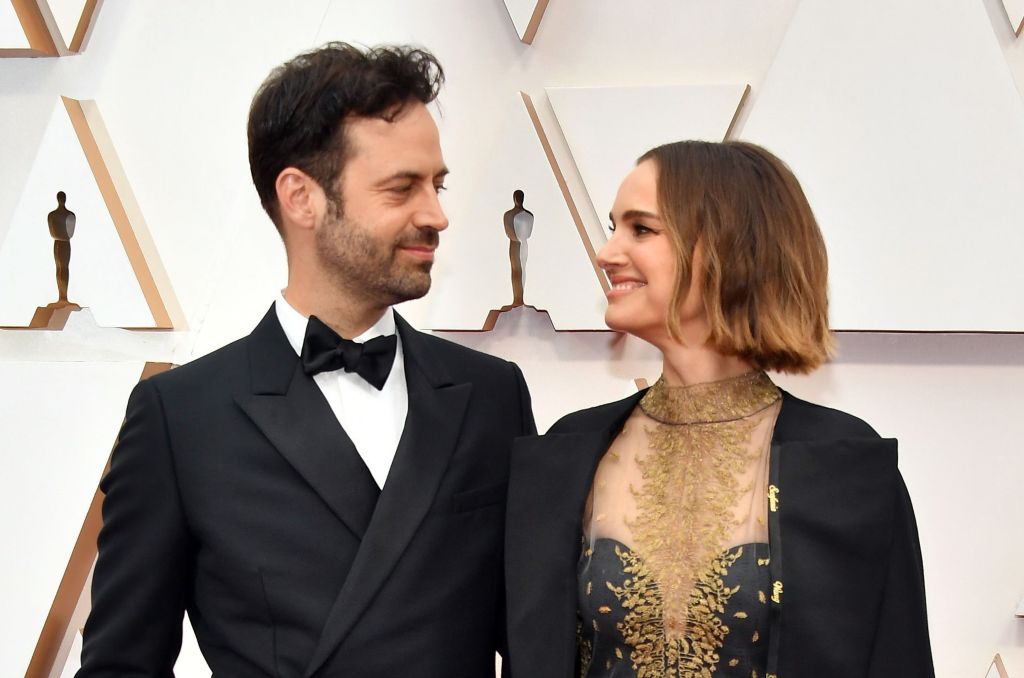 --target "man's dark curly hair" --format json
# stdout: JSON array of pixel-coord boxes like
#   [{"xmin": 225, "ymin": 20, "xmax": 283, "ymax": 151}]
[{"xmin": 247, "ymin": 42, "xmax": 445, "ymax": 229}]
